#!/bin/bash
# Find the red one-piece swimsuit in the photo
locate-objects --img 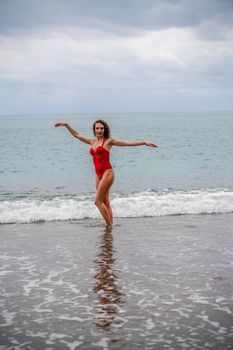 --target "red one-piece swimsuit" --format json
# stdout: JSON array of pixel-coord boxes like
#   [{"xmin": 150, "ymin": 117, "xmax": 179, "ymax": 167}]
[{"xmin": 90, "ymin": 138, "xmax": 112, "ymax": 179}]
